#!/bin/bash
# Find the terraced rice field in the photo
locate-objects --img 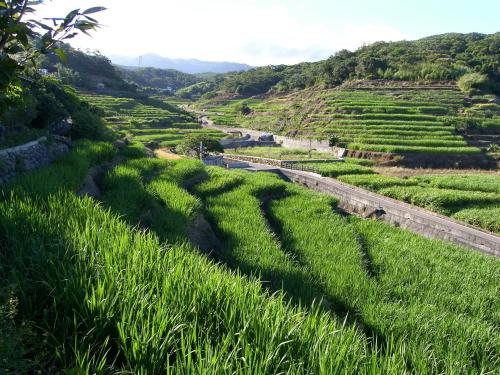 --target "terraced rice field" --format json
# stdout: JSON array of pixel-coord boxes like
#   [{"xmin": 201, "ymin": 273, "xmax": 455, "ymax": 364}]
[
  {"xmin": 227, "ymin": 146, "xmax": 339, "ymax": 160},
  {"xmin": 1, "ymin": 136, "xmax": 499, "ymax": 373},
  {"xmin": 80, "ymin": 93, "xmax": 226, "ymax": 147},
  {"xmin": 223, "ymin": 144, "xmax": 500, "ymax": 233},
  {"xmin": 316, "ymin": 165, "xmax": 500, "ymax": 233},
  {"xmin": 199, "ymin": 85, "xmax": 500, "ymax": 155}
]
